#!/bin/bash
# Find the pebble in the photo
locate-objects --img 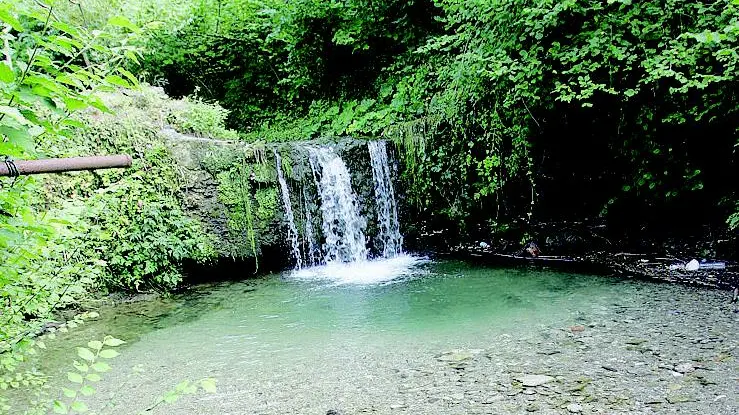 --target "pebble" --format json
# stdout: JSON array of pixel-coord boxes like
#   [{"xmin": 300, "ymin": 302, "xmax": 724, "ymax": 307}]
[
  {"xmin": 674, "ymin": 362, "xmax": 695, "ymax": 373},
  {"xmin": 518, "ymin": 374, "xmax": 555, "ymax": 387},
  {"xmin": 667, "ymin": 395, "xmax": 694, "ymax": 404},
  {"xmin": 566, "ymin": 403, "xmax": 582, "ymax": 413}
]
